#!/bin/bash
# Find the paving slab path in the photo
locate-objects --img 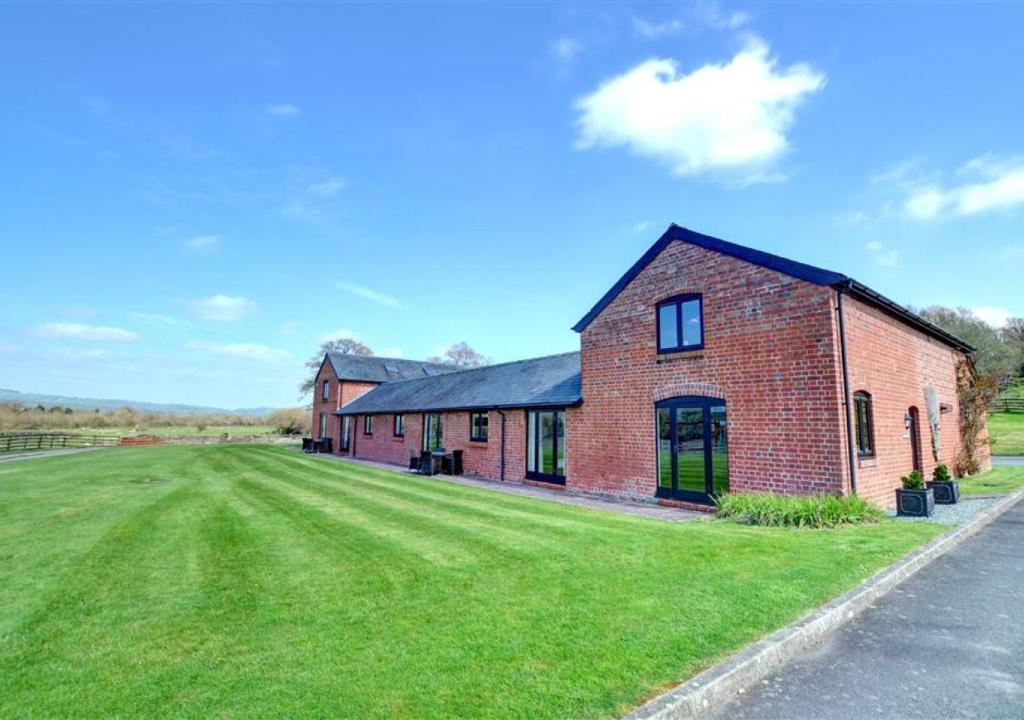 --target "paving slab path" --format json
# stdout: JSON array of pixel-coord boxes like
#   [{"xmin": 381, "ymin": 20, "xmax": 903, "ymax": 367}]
[{"xmin": 708, "ymin": 496, "xmax": 1024, "ymax": 720}]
